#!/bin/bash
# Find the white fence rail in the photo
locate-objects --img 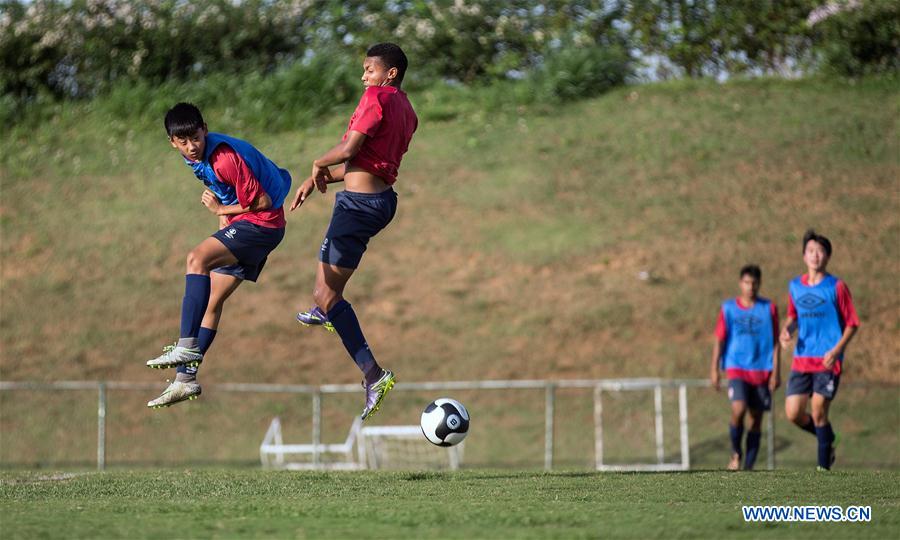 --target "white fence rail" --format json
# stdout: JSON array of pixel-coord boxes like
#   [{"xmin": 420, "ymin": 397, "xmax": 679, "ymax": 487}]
[{"xmin": 1, "ymin": 378, "xmax": 770, "ymax": 471}]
